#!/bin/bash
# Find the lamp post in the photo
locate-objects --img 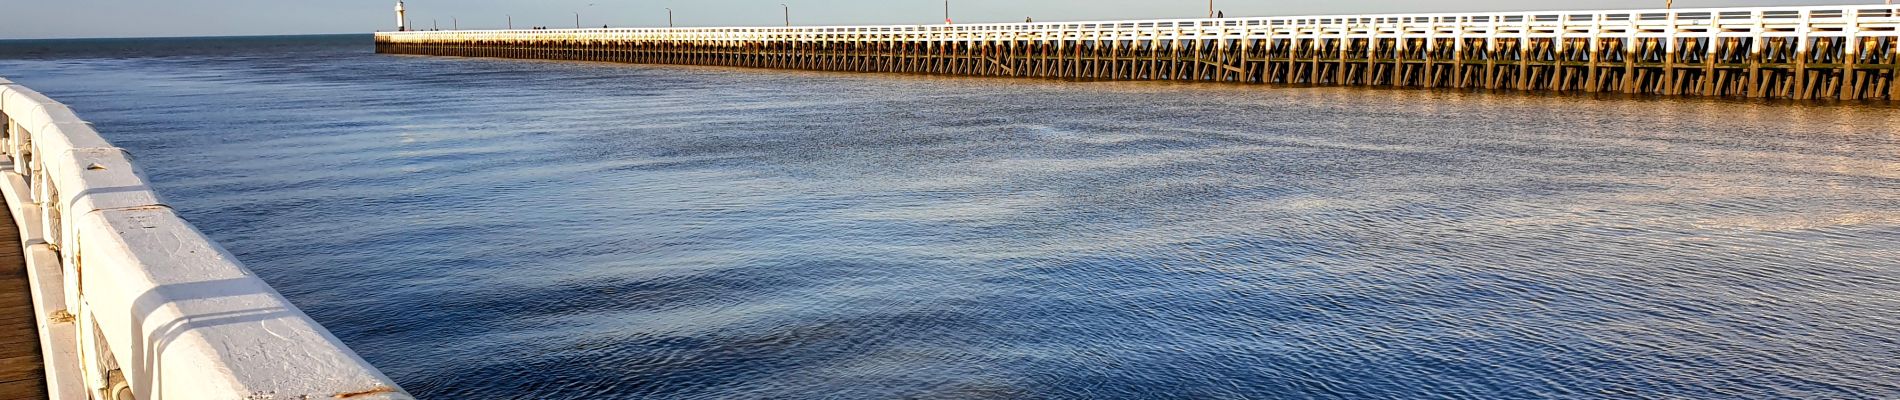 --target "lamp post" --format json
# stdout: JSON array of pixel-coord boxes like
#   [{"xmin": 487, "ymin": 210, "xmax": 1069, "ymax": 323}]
[
  {"xmin": 1209, "ymin": 0, "xmax": 1214, "ymax": 18},
  {"xmin": 667, "ymin": 8, "xmax": 674, "ymax": 27},
  {"xmin": 452, "ymin": 17, "xmax": 457, "ymax": 30},
  {"xmin": 944, "ymin": 0, "xmax": 951, "ymax": 24},
  {"xmin": 575, "ymin": 12, "xmax": 581, "ymax": 29},
  {"xmin": 783, "ymin": 4, "xmax": 790, "ymax": 27}
]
